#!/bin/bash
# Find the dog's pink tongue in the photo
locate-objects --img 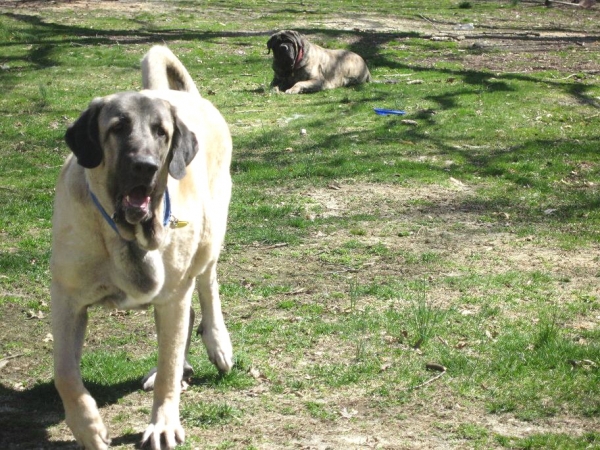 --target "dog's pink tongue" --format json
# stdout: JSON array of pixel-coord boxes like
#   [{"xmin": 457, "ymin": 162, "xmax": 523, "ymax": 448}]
[{"xmin": 125, "ymin": 187, "xmax": 150, "ymax": 209}]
